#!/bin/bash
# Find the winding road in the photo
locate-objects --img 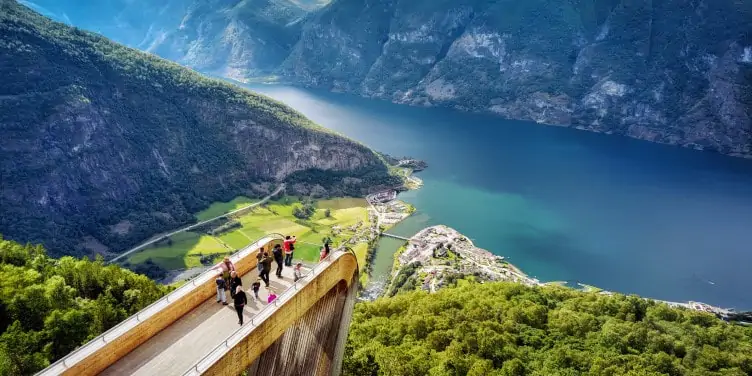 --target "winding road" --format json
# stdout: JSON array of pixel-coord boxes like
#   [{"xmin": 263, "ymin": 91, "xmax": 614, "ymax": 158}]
[{"xmin": 108, "ymin": 184, "xmax": 285, "ymax": 263}]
